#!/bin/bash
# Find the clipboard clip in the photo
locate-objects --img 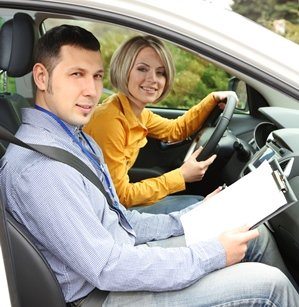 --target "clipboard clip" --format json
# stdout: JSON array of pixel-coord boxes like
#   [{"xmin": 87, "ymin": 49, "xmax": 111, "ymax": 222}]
[{"xmin": 272, "ymin": 170, "xmax": 288, "ymax": 193}]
